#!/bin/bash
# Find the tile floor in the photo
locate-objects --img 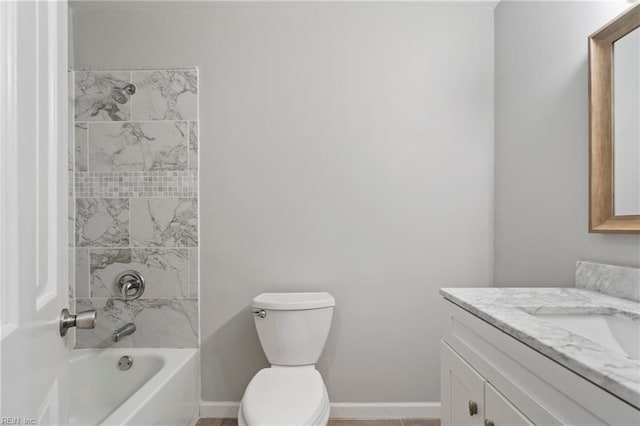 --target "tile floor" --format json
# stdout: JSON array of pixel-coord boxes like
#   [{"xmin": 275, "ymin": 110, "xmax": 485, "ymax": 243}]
[{"xmin": 196, "ymin": 419, "xmax": 440, "ymax": 426}]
